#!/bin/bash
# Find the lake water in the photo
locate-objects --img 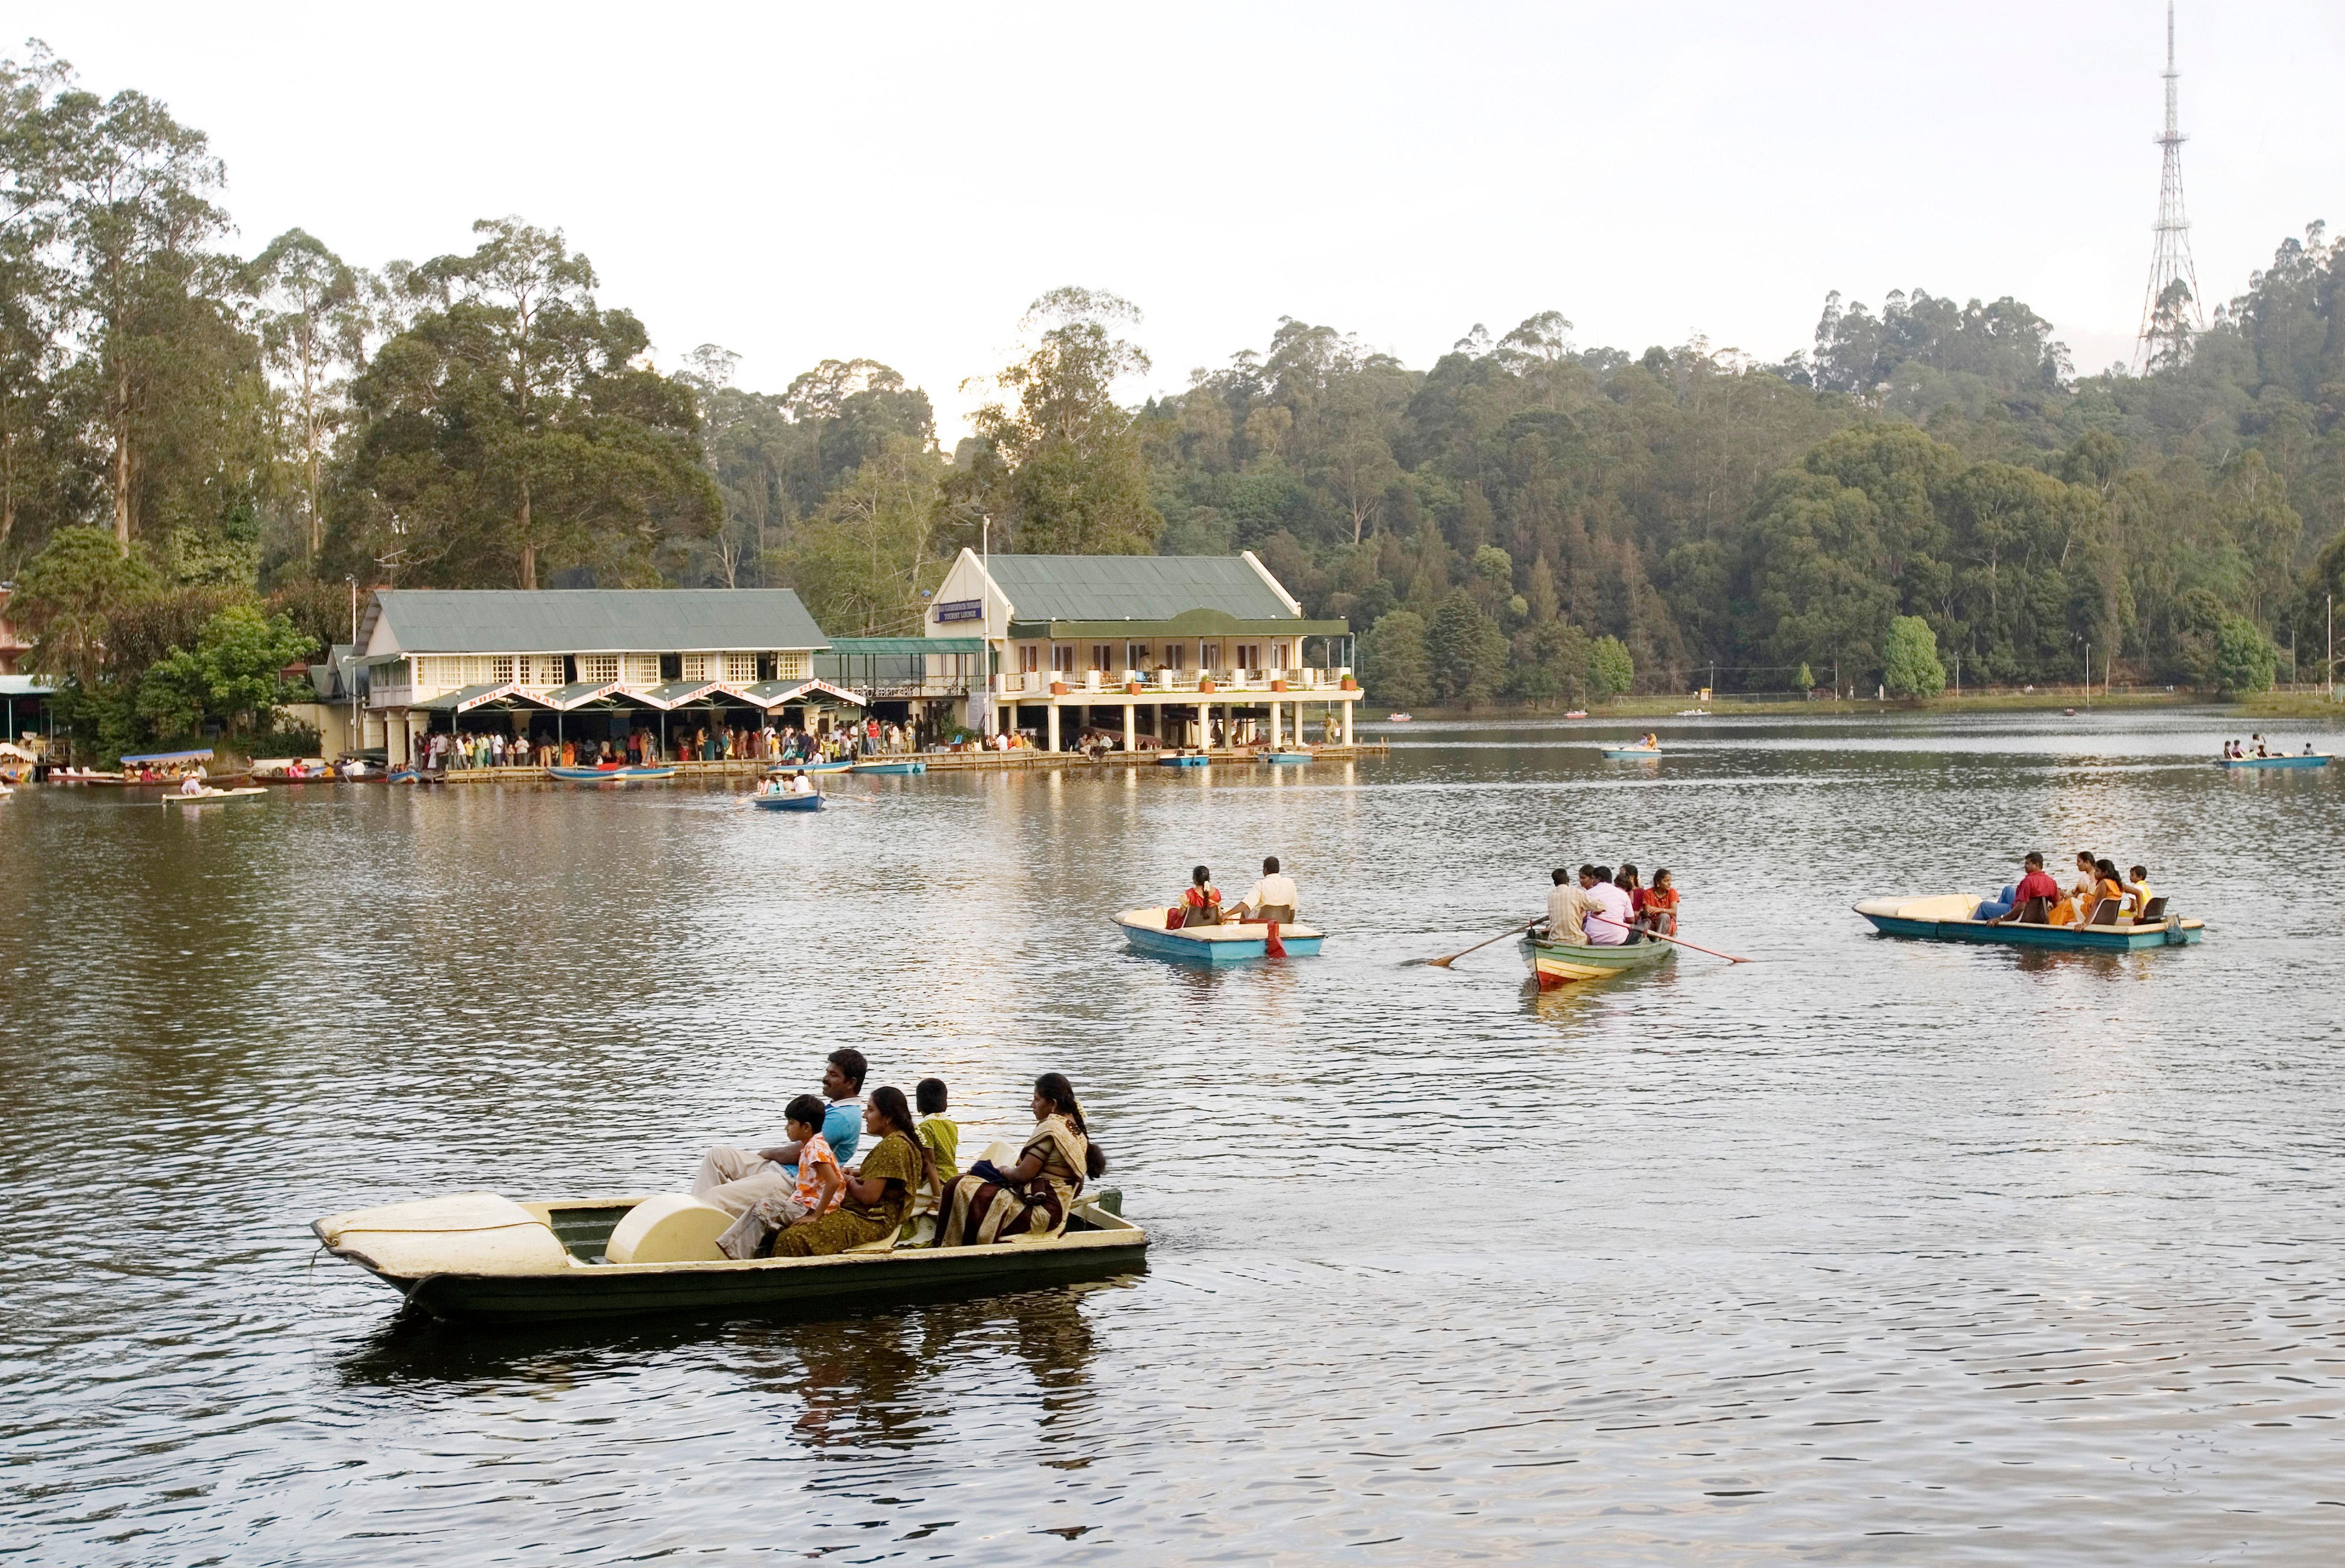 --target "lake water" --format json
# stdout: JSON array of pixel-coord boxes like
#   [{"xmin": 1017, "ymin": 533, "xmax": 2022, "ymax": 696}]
[{"xmin": 4, "ymin": 709, "xmax": 2342, "ymax": 1564}]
